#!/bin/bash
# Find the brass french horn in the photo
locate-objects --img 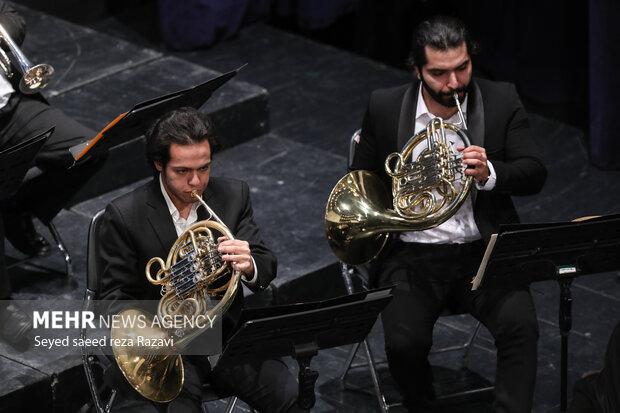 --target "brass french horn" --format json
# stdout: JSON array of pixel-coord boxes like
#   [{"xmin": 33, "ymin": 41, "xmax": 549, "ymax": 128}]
[
  {"xmin": 111, "ymin": 191, "xmax": 240, "ymax": 402},
  {"xmin": 325, "ymin": 93, "xmax": 473, "ymax": 265}
]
